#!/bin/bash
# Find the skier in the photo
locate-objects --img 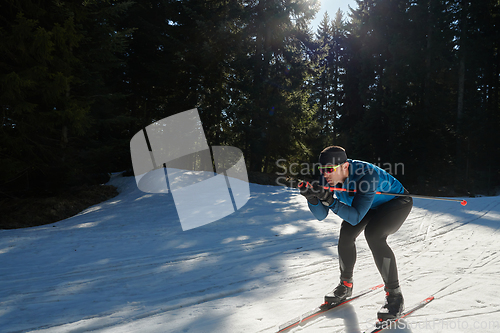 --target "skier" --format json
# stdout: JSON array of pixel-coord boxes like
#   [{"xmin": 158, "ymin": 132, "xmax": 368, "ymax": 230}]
[{"xmin": 299, "ymin": 146, "xmax": 413, "ymax": 321}]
